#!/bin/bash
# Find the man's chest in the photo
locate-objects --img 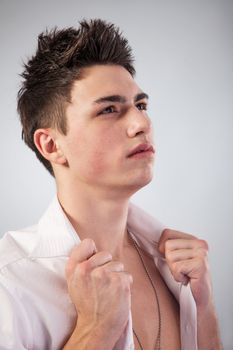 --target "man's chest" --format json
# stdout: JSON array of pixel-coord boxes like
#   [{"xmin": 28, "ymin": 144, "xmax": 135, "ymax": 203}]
[{"xmin": 121, "ymin": 245, "xmax": 181, "ymax": 350}]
